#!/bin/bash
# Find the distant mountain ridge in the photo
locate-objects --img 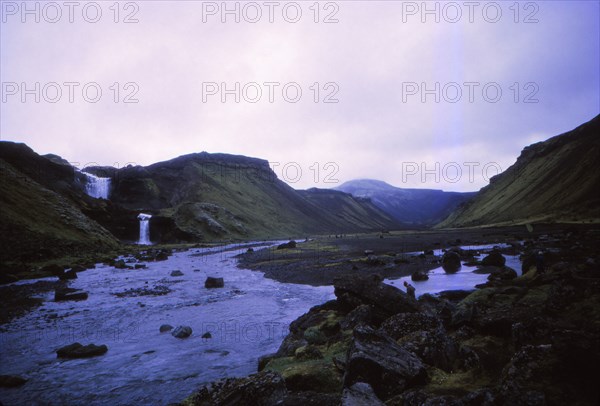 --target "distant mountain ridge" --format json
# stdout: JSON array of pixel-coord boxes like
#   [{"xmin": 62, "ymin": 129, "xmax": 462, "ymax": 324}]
[
  {"xmin": 438, "ymin": 114, "xmax": 600, "ymax": 227},
  {"xmin": 336, "ymin": 179, "xmax": 475, "ymax": 225}
]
